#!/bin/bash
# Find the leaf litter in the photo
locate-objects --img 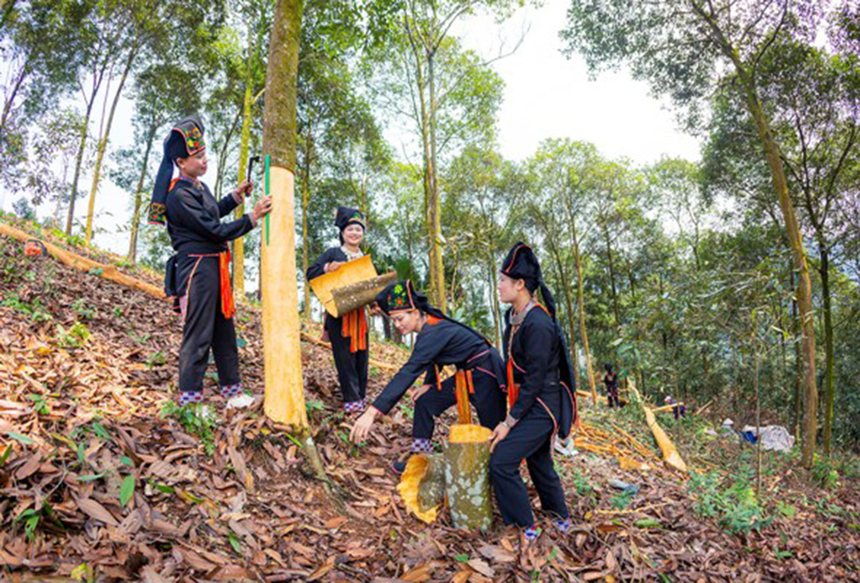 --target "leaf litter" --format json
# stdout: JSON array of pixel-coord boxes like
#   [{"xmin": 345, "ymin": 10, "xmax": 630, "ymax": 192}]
[{"xmin": 1, "ymin": 222, "xmax": 858, "ymax": 582}]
